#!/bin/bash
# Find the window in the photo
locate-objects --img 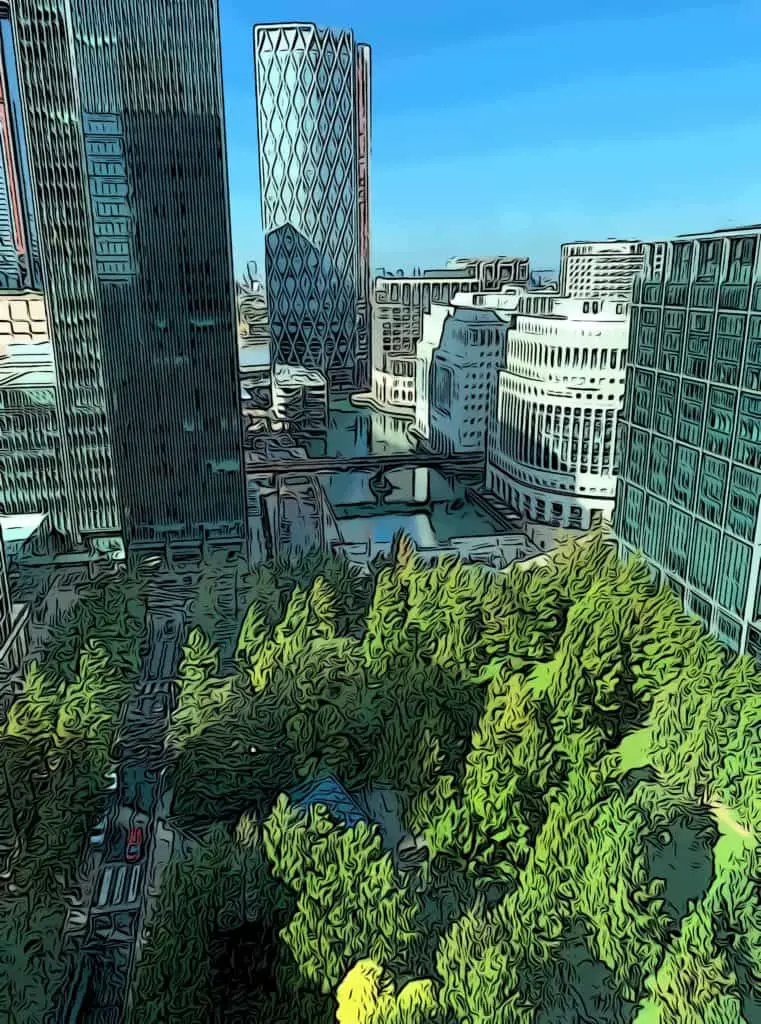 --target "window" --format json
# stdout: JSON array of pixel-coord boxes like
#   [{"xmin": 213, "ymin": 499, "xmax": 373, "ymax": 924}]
[
  {"xmin": 727, "ymin": 236, "xmax": 755, "ymax": 285},
  {"xmin": 671, "ymin": 241, "xmax": 693, "ymax": 283},
  {"xmin": 716, "ymin": 535, "xmax": 751, "ymax": 618},
  {"xmin": 654, "ymin": 374, "xmax": 678, "ymax": 436},
  {"xmin": 698, "ymin": 455, "xmax": 728, "ymax": 525},
  {"xmin": 671, "ymin": 444, "xmax": 698, "ymax": 509},
  {"xmin": 677, "ymin": 380, "xmax": 705, "ymax": 446},
  {"xmin": 696, "ymin": 239, "xmax": 721, "ymax": 281}
]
